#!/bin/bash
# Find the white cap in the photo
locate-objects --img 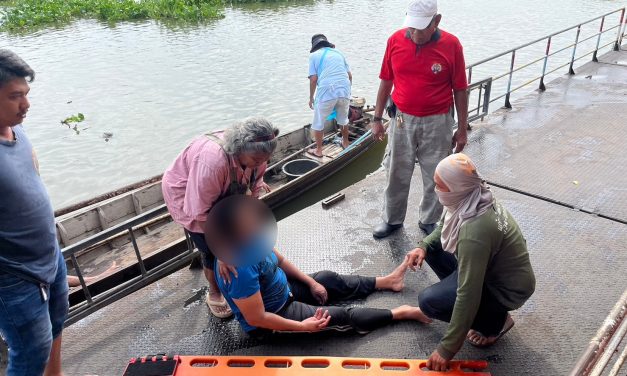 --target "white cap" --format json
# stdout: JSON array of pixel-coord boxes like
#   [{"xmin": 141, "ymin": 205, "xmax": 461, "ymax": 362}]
[{"xmin": 403, "ymin": 0, "xmax": 437, "ymax": 30}]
